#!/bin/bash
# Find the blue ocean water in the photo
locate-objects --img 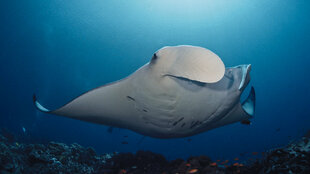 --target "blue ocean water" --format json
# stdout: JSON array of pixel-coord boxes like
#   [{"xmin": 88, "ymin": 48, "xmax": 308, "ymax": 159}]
[{"xmin": 1, "ymin": 0, "xmax": 310, "ymax": 162}]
